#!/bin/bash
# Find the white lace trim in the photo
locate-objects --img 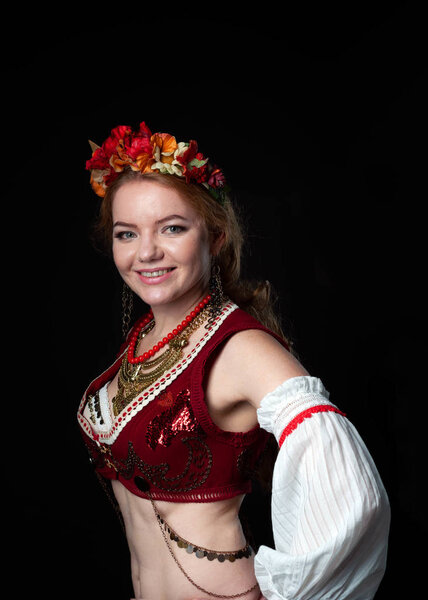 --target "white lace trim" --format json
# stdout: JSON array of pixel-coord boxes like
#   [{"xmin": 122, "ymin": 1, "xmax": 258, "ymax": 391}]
[
  {"xmin": 78, "ymin": 301, "xmax": 238, "ymax": 445},
  {"xmin": 256, "ymin": 376, "xmax": 337, "ymax": 441}
]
